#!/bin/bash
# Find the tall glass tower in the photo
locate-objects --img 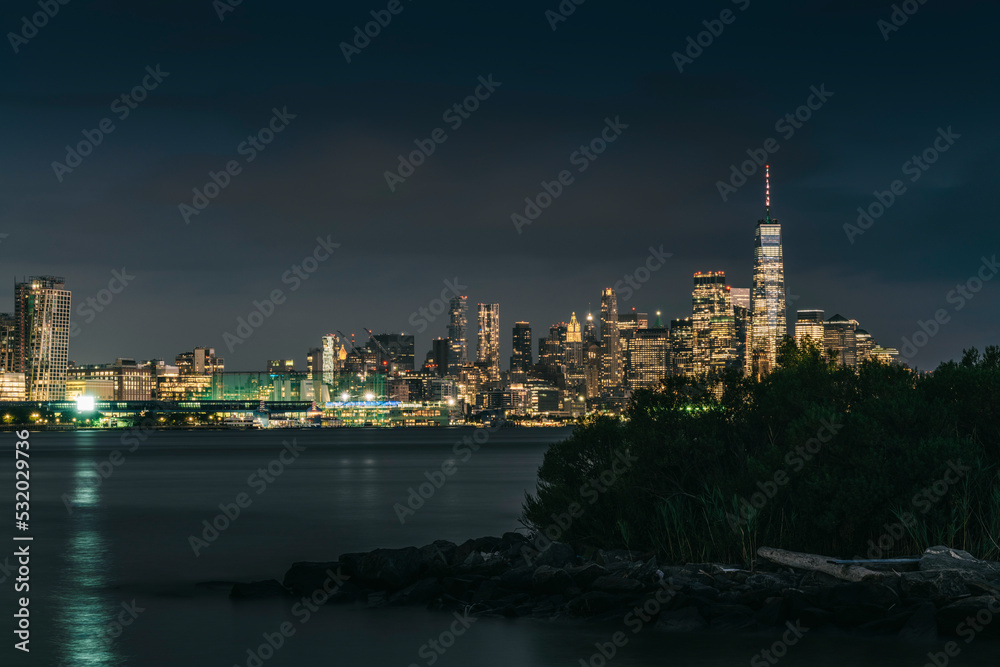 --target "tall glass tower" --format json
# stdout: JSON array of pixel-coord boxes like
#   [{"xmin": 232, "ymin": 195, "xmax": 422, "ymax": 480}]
[
  {"xmin": 447, "ymin": 296, "xmax": 468, "ymax": 376},
  {"xmin": 599, "ymin": 288, "xmax": 621, "ymax": 390},
  {"xmin": 476, "ymin": 303, "xmax": 500, "ymax": 381},
  {"xmin": 14, "ymin": 276, "xmax": 72, "ymax": 400},
  {"xmin": 749, "ymin": 166, "xmax": 786, "ymax": 379}
]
